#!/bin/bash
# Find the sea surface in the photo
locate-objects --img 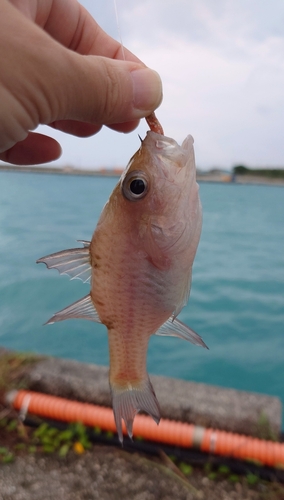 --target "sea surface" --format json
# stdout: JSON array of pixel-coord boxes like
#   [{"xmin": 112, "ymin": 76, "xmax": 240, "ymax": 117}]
[{"xmin": 0, "ymin": 171, "xmax": 284, "ymax": 425}]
